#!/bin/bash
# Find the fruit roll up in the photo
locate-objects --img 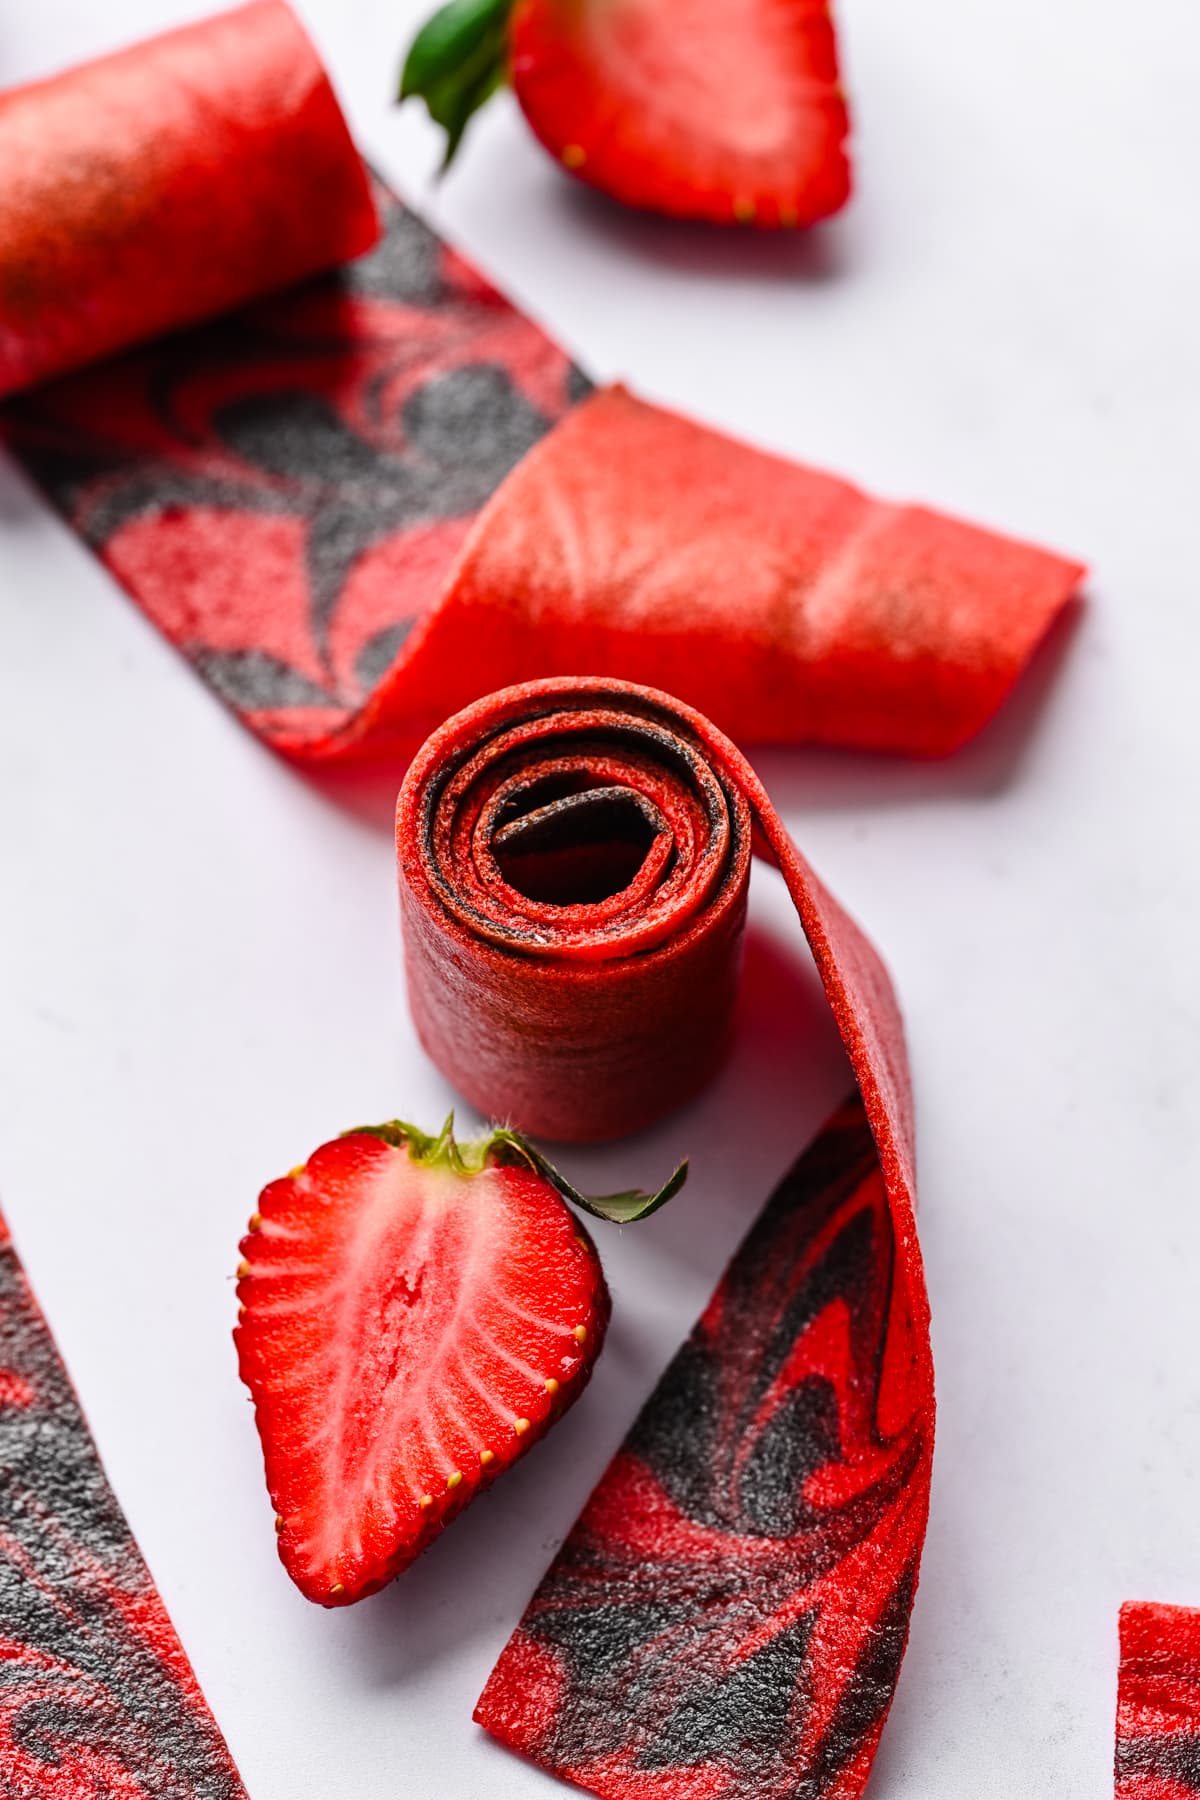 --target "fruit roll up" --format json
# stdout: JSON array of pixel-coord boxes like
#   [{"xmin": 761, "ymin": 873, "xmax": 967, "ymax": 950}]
[
  {"xmin": 2, "ymin": 6, "xmax": 1082, "ymax": 764},
  {"xmin": 1116, "ymin": 1602, "xmax": 1200, "ymax": 1798},
  {"xmin": 397, "ymin": 678, "xmax": 933, "ymax": 1796},
  {"xmin": 0, "ymin": 0, "xmax": 378, "ymax": 398},
  {"xmin": 0, "ymin": 1209, "xmax": 247, "ymax": 1795}
]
